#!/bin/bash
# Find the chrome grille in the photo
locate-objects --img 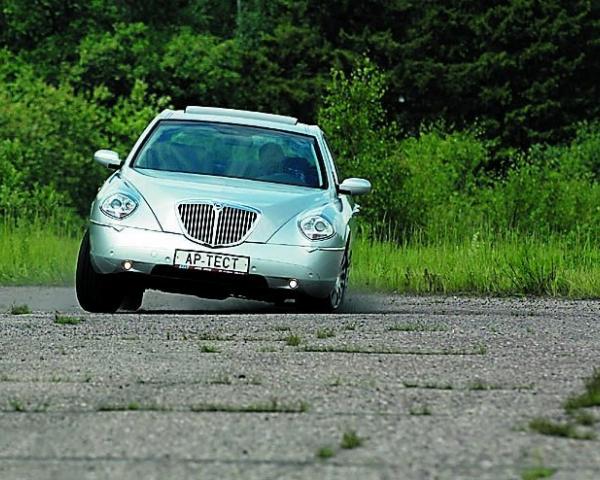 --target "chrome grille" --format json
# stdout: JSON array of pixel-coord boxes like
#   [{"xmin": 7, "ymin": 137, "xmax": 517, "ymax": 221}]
[{"xmin": 177, "ymin": 203, "xmax": 258, "ymax": 247}]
